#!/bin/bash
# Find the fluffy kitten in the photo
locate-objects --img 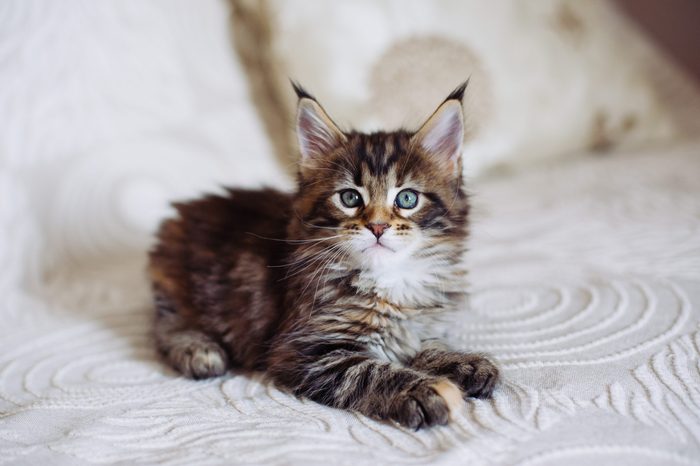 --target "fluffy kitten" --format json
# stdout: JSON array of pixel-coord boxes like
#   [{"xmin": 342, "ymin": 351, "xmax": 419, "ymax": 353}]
[{"xmin": 149, "ymin": 82, "xmax": 499, "ymax": 429}]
